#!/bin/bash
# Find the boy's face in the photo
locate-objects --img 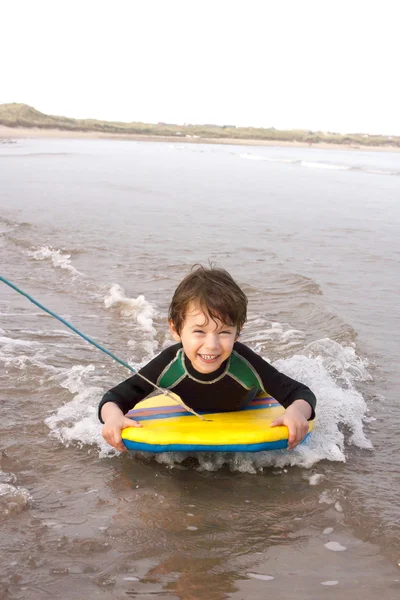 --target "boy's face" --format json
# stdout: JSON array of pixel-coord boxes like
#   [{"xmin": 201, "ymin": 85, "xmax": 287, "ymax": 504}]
[{"xmin": 169, "ymin": 302, "xmax": 238, "ymax": 374}]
